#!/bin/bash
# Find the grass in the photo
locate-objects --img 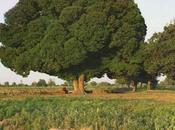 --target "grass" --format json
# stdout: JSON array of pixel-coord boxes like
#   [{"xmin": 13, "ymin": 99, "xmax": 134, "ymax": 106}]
[
  {"xmin": 0, "ymin": 95, "xmax": 175, "ymax": 130},
  {"xmin": 1, "ymin": 86, "xmax": 175, "ymax": 130}
]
